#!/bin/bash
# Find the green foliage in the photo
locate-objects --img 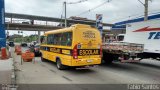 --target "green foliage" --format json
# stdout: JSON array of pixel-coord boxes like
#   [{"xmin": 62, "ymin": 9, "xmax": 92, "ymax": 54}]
[{"xmin": 13, "ymin": 34, "xmax": 38, "ymax": 43}]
